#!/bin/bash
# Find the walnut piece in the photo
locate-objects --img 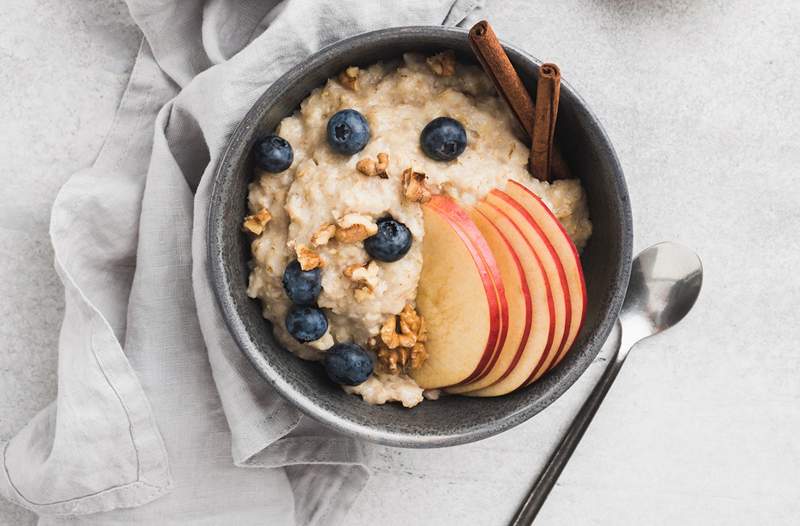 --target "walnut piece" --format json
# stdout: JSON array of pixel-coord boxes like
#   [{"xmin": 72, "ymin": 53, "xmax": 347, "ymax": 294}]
[
  {"xmin": 399, "ymin": 303, "xmax": 426, "ymax": 343},
  {"xmin": 402, "ymin": 167, "xmax": 432, "ymax": 203},
  {"xmin": 375, "ymin": 304, "xmax": 428, "ymax": 374},
  {"xmin": 295, "ymin": 244, "xmax": 322, "ymax": 271},
  {"xmin": 335, "ymin": 213, "xmax": 378, "ymax": 243},
  {"xmin": 356, "ymin": 152, "xmax": 389, "ymax": 178},
  {"xmin": 426, "ymin": 50, "xmax": 456, "ymax": 76},
  {"xmin": 311, "ymin": 223, "xmax": 336, "ymax": 247},
  {"xmin": 338, "ymin": 66, "xmax": 360, "ymax": 90},
  {"xmin": 343, "ymin": 261, "xmax": 380, "ymax": 302},
  {"xmin": 353, "ymin": 286, "xmax": 374, "ymax": 303},
  {"xmin": 242, "ymin": 208, "xmax": 272, "ymax": 235},
  {"xmin": 380, "ymin": 315, "xmax": 401, "ymax": 349},
  {"xmin": 376, "ymin": 343, "xmax": 428, "ymax": 375}
]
